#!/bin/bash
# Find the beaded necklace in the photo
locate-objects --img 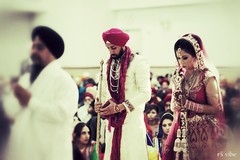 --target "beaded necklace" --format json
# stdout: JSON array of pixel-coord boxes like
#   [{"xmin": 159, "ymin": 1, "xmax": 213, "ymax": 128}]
[{"xmin": 109, "ymin": 59, "xmax": 121, "ymax": 93}]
